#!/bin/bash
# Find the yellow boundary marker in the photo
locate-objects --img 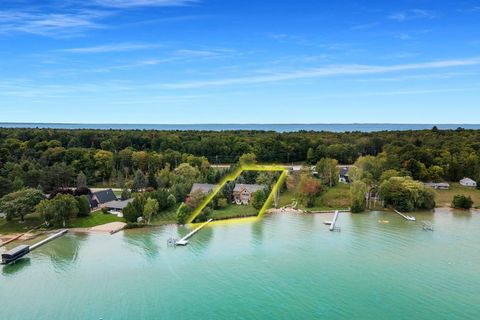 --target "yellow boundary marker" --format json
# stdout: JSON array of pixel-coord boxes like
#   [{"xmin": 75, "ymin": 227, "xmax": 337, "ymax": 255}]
[{"xmin": 186, "ymin": 164, "xmax": 288, "ymax": 224}]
